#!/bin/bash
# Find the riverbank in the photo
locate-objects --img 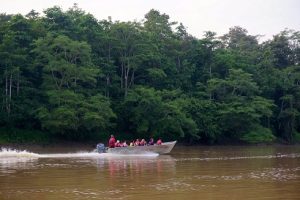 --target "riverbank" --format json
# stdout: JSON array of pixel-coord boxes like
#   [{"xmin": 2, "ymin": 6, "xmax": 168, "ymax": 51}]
[
  {"xmin": 0, "ymin": 128, "xmax": 108, "ymax": 146},
  {"xmin": 0, "ymin": 129, "xmax": 49, "ymax": 145},
  {"xmin": 1, "ymin": 128, "xmax": 299, "ymax": 147}
]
